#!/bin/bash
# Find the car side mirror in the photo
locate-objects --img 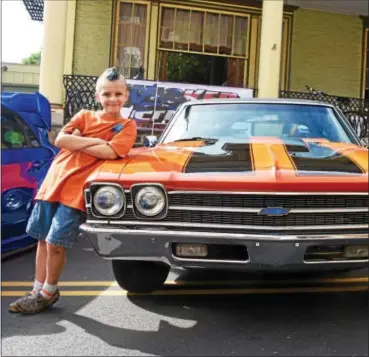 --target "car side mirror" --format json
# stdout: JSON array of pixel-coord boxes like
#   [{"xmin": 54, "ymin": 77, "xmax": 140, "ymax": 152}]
[{"xmin": 144, "ymin": 135, "xmax": 158, "ymax": 147}]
